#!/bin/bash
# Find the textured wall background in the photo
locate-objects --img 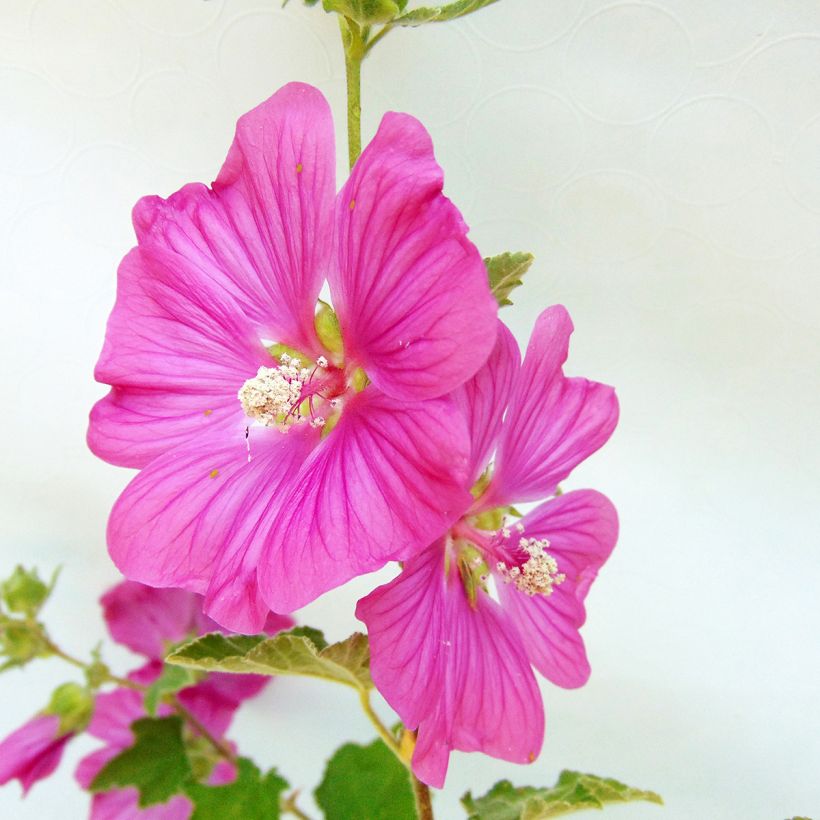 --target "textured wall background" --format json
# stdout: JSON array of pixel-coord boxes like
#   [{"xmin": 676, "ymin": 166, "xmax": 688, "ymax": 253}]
[{"xmin": 1, "ymin": 1, "xmax": 819, "ymax": 817}]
